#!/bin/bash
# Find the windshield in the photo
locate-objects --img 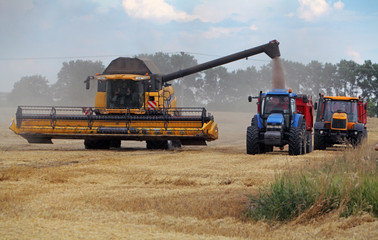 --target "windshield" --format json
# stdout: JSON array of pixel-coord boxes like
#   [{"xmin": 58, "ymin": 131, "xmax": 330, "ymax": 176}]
[
  {"xmin": 263, "ymin": 95, "xmax": 290, "ymax": 115},
  {"xmin": 322, "ymin": 100, "xmax": 358, "ymax": 122},
  {"xmin": 107, "ymin": 80, "xmax": 144, "ymax": 109}
]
